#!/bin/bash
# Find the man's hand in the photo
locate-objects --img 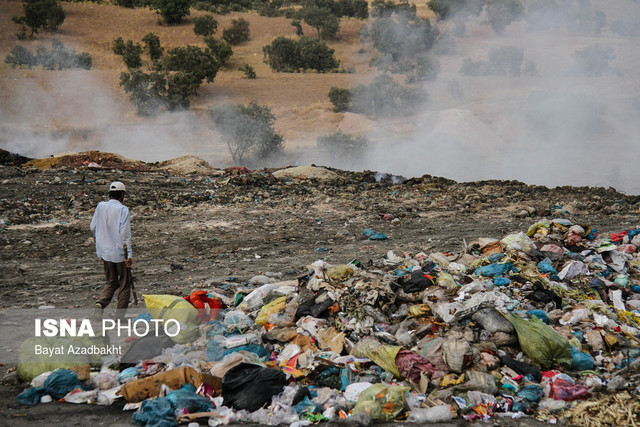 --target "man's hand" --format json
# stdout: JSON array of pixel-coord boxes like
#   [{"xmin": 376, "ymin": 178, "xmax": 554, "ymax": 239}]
[{"xmin": 125, "ymin": 258, "xmax": 132, "ymax": 268}]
